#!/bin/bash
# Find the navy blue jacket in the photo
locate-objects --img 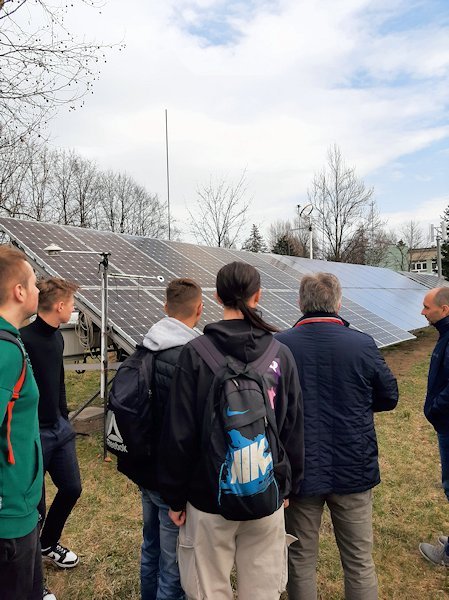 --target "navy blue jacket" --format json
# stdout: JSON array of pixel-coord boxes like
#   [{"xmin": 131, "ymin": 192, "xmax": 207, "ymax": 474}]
[
  {"xmin": 424, "ymin": 316, "xmax": 449, "ymax": 434},
  {"xmin": 275, "ymin": 313, "xmax": 398, "ymax": 497}
]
